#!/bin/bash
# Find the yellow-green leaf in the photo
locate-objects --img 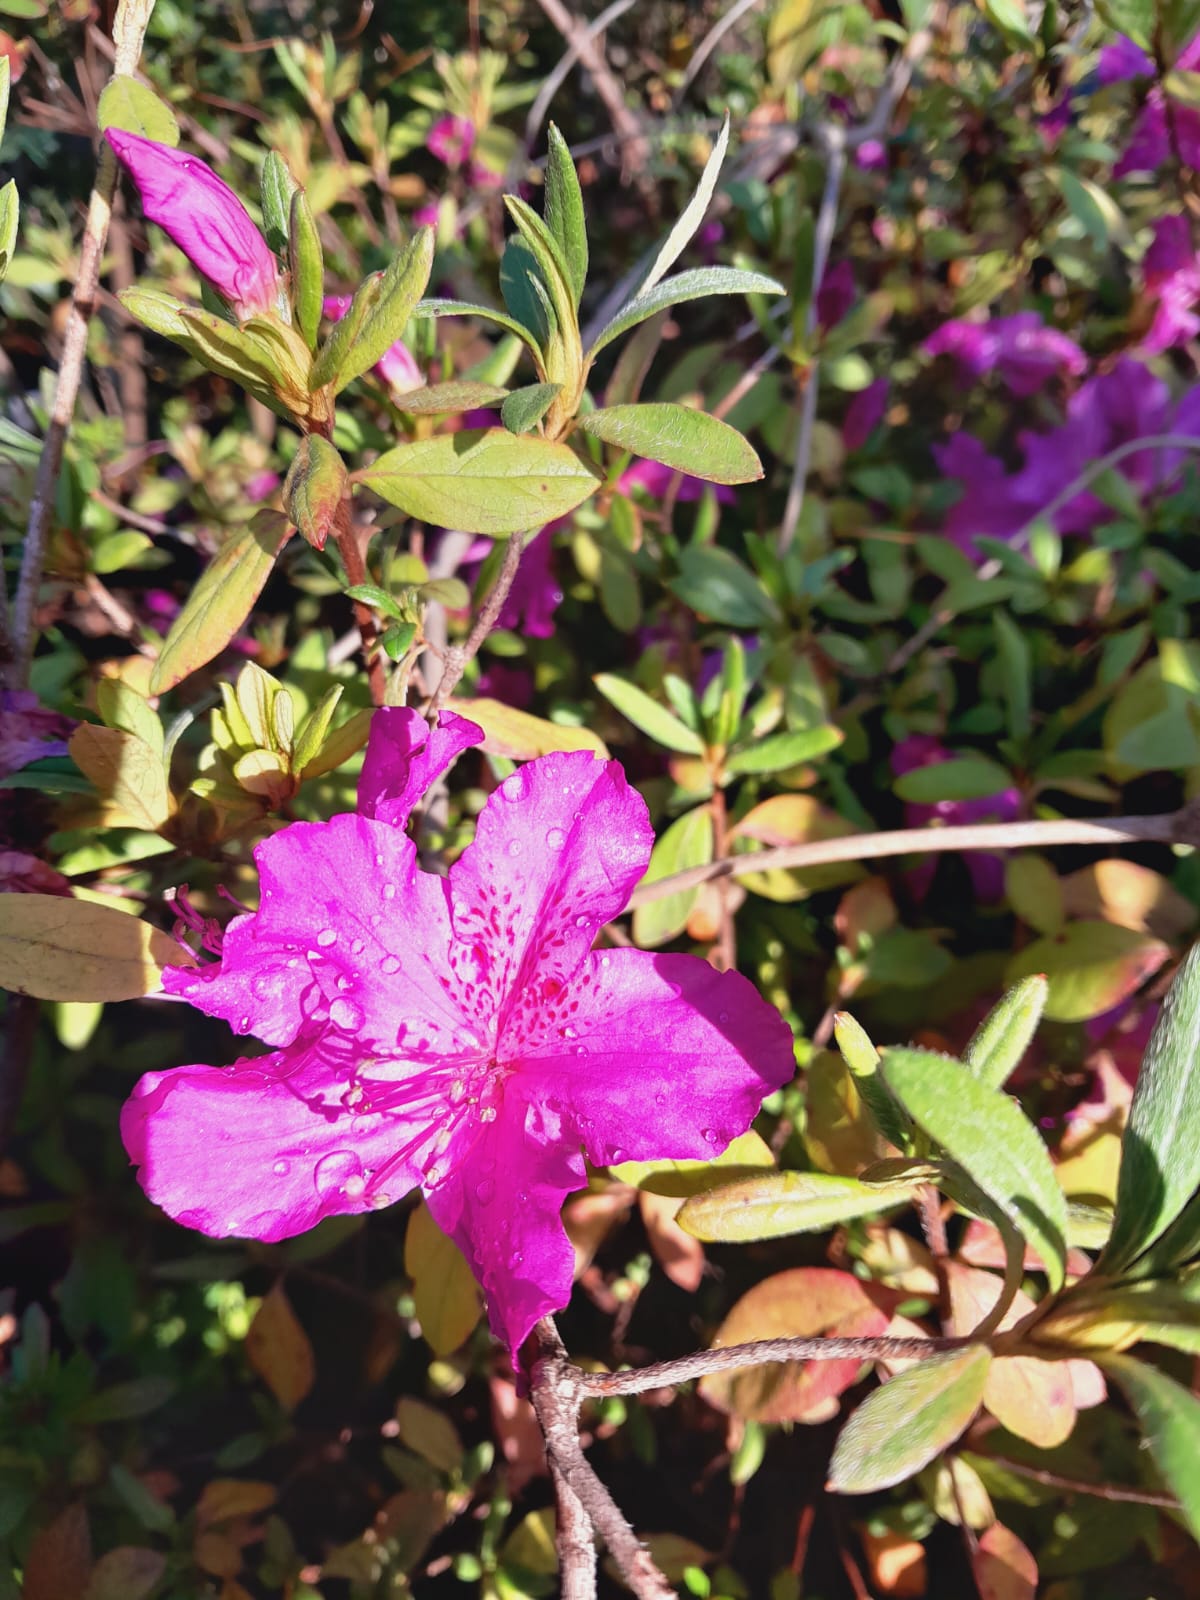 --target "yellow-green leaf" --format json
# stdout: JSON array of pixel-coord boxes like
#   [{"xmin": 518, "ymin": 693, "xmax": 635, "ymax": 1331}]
[
  {"xmin": 97, "ymin": 77, "xmax": 180, "ymax": 145},
  {"xmin": 0, "ymin": 895, "xmax": 196, "ymax": 1001},
  {"xmin": 453, "ymin": 698, "xmax": 607, "ymax": 760},
  {"xmin": 679, "ymin": 1170, "xmax": 921, "ymax": 1243},
  {"xmin": 404, "ymin": 1201, "xmax": 481, "ymax": 1355}
]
